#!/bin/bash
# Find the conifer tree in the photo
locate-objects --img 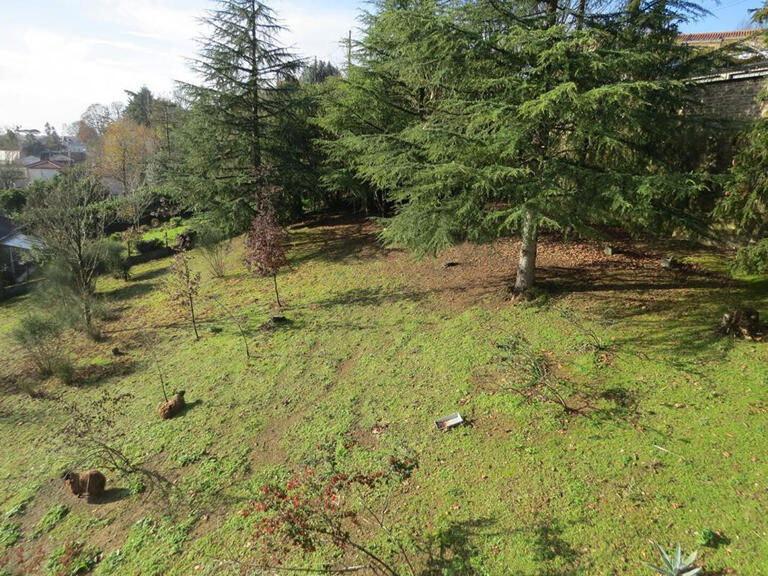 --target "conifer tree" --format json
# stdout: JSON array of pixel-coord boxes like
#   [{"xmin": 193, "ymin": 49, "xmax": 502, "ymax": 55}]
[
  {"xmin": 182, "ymin": 0, "xmax": 302, "ymax": 230},
  {"xmin": 322, "ymin": 0, "xmax": 711, "ymax": 292}
]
